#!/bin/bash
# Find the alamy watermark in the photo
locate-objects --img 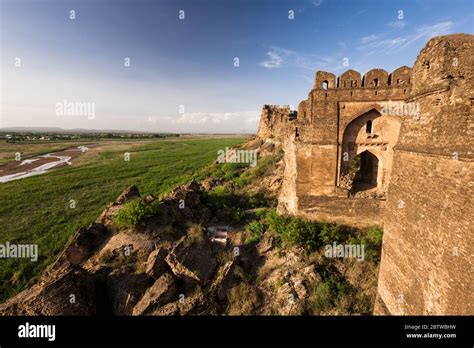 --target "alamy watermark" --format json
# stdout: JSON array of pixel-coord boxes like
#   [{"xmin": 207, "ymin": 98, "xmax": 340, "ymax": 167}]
[
  {"xmin": 324, "ymin": 242, "xmax": 365, "ymax": 261},
  {"xmin": 217, "ymin": 147, "xmax": 257, "ymax": 167},
  {"xmin": 0, "ymin": 242, "xmax": 38, "ymax": 262},
  {"xmin": 380, "ymin": 100, "xmax": 420, "ymax": 118},
  {"xmin": 55, "ymin": 99, "xmax": 95, "ymax": 120}
]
